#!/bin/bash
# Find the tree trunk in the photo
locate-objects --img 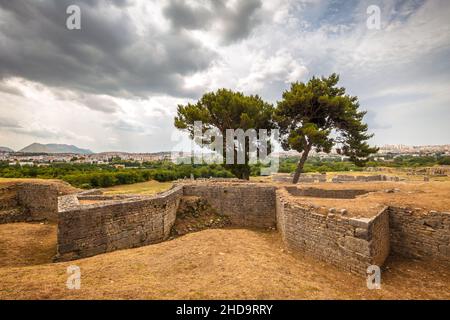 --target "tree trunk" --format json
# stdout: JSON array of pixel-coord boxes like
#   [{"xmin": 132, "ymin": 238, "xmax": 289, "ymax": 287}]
[
  {"xmin": 228, "ymin": 164, "xmax": 251, "ymax": 180},
  {"xmin": 292, "ymin": 146, "xmax": 311, "ymax": 184},
  {"xmin": 240, "ymin": 165, "xmax": 250, "ymax": 180}
]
